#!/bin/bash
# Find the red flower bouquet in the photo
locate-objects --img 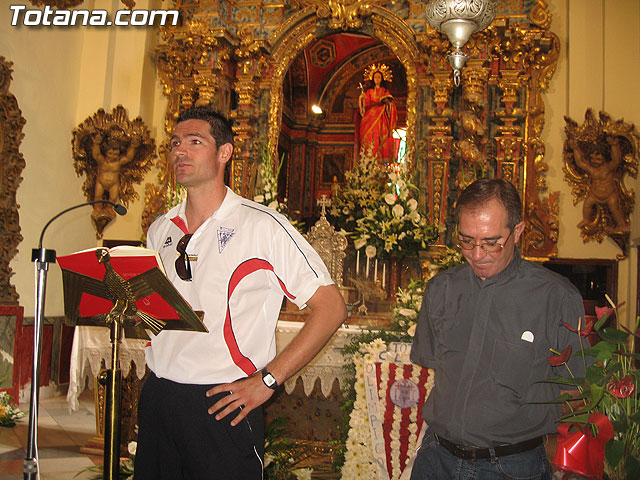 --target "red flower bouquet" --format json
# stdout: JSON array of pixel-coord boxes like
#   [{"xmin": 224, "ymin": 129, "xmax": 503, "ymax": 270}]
[{"xmin": 545, "ymin": 301, "xmax": 640, "ymax": 480}]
